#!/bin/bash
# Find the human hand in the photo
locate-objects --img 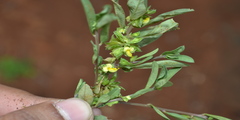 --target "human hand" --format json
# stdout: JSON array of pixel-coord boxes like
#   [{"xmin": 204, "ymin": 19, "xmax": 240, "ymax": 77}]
[{"xmin": 0, "ymin": 84, "xmax": 94, "ymax": 120}]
